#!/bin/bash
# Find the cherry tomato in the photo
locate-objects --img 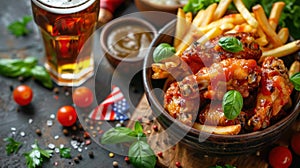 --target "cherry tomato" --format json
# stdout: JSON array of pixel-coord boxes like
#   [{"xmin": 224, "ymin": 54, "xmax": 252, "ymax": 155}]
[
  {"xmin": 291, "ymin": 132, "xmax": 300, "ymax": 156},
  {"xmin": 72, "ymin": 86, "xmax": 93, "ymax": 107},
  {"xmin": 269, "ymin": 146, "xmax": 292, "ymax": 168},
  {"xmin": 57, "ymin": 106, "xmax": 77, "ymax": 127},
  {"xmin": 13, "ymin": 85, "xmax": 33, "ymax": 106}
]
